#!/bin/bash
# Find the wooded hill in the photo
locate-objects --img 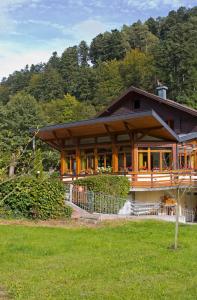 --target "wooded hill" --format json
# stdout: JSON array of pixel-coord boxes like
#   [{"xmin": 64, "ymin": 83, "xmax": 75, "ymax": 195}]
[
  {"xmin": 0, "ymin": 6, "xmax": 197, "ymax": 174},
  {"xmin": 1, "ymin": 6, "xmax": 197, "ymax": 109}
]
